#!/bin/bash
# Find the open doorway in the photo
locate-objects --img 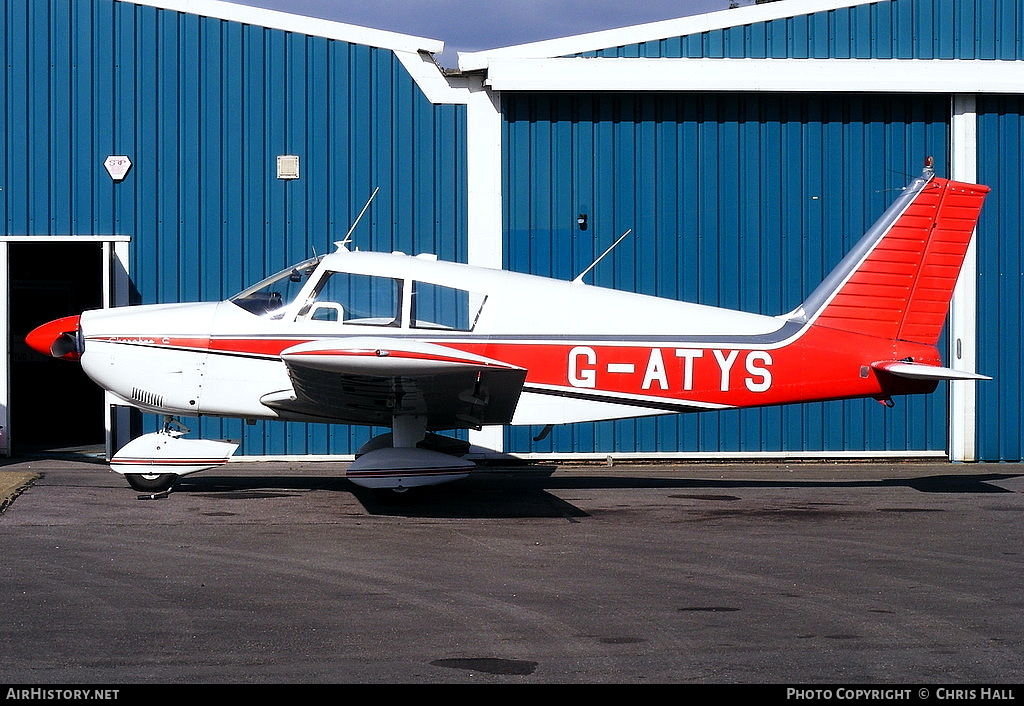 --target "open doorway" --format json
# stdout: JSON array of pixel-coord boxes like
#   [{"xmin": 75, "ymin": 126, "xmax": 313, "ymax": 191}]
[{"xmin": 7, "ymin": 242, "xmax": 105, "ymax": 453}]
